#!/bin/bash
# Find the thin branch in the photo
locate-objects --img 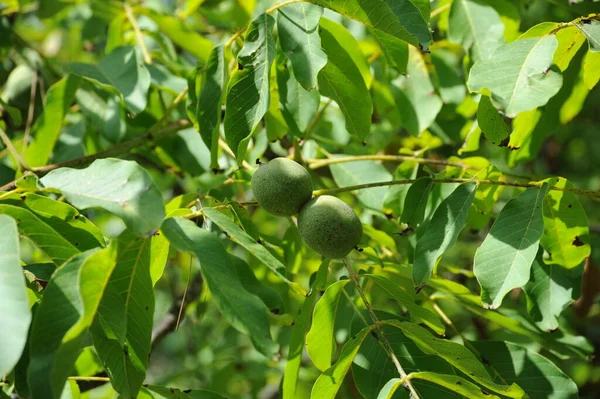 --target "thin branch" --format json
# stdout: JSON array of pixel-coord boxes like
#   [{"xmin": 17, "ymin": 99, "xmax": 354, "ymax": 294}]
[
  {"xmin": 22, "ymin": 70, "xmax": 38, "ymax": 153},
  {"xmin": 342, "ymin": 258, "xmax": 420, "ymax": 398},
  {"xmin": 265, "ymin": 0, "xmax": 308, "ymax": 14},
  {"xmin": 313, "ymin": 177, "xmax": 600, "ymax": 199},
  {"xmin": 304, "ymin": 99, "xmax": 332, "ymax": 141},
  {"xmin": 307, "ymin": 154, "xmax": 465, "ymax": 170},
  {"xmin": 67, "ymin": 376, "xmax": 110, "ymax": 382},
  {"xmin": 125, "ymin": 3, "xmax": 152, "ymax": 64},
  {"xmin": 430, "ymin": 3, "xmax": 451, "ymax": 19},
  {"xmin": 0, "ymin": 126, "xmax": 31, "ymax": 172}
]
